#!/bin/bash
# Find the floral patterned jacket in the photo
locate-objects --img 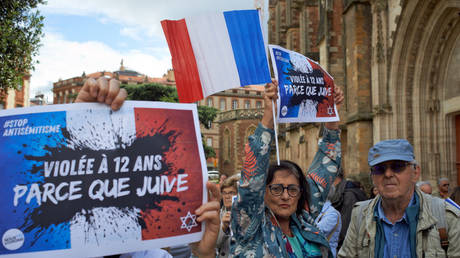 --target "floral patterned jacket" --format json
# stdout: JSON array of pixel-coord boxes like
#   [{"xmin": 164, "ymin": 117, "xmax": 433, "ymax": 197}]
[{"xmin": 230, "ymin": 124, "xmax": 341, "ymax": 258}]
